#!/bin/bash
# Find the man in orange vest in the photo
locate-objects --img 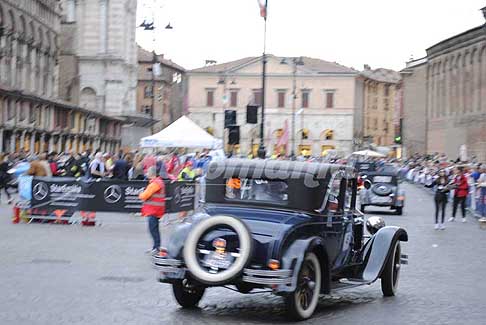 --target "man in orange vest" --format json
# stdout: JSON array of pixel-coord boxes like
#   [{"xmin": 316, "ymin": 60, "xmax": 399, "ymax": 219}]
[{"xmin": 139, "ymin": 166, "xmax": 166, "ymax": 254}]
